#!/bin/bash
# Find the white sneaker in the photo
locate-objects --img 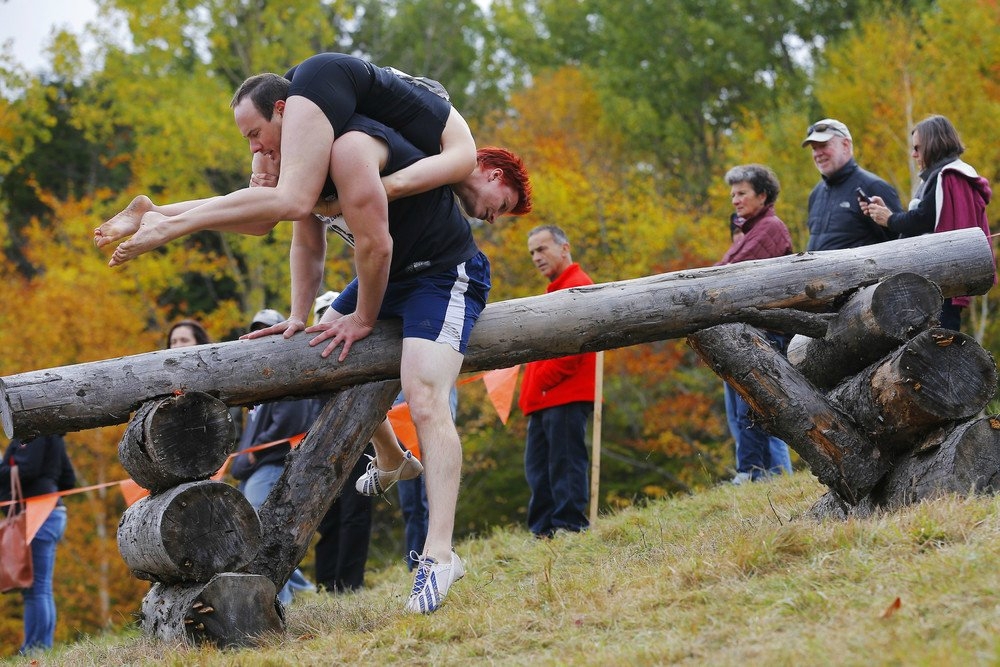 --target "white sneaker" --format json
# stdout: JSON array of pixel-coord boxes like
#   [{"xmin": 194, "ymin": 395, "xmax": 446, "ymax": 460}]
[
  {"xmin": 355, "ymin": 450, "xmax": 423, "ymax": 496},
  {"xmin": 731, "ymin": 472, "xmax": 752, "ymax": 485},
  {"xmin": 404, "ymin": 552, "xmax": 465, "ymax": 614}
]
